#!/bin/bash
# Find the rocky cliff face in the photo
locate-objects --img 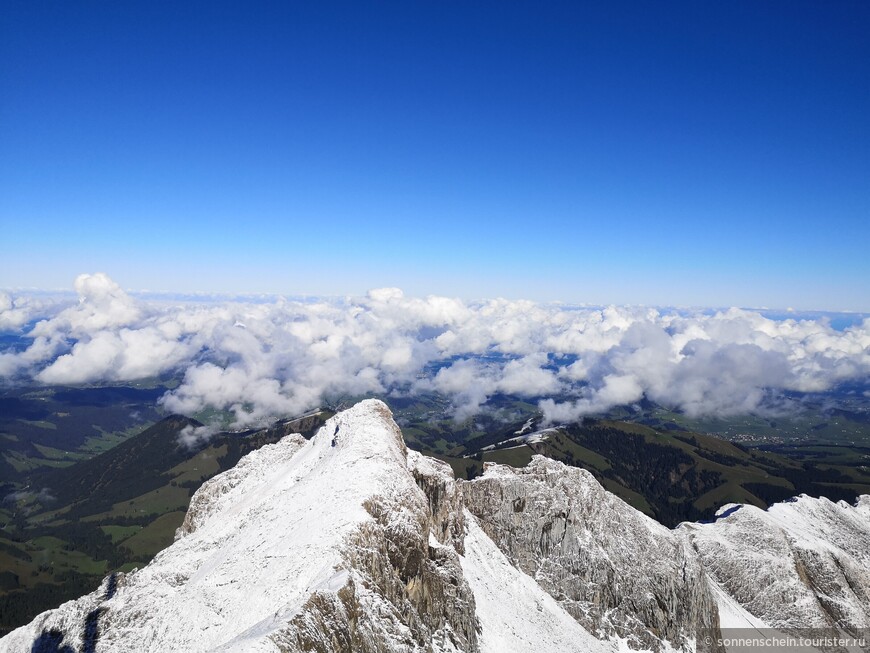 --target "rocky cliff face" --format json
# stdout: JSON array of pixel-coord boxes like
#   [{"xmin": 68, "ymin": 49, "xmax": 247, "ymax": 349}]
[
  {"xmin": 681, "ymin": 496, "xmax": 870, "ymax": 634},
  {"xmin": 2, "ymin": 401, "xmax": 481, "ymax": 653},
  {"xmin": 461, "ymin": 457, "xmax": 719, "ymax": 652},
  {"xmin": 3, "ymin": 401, "xmax": 869, "ymax": 653}
]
